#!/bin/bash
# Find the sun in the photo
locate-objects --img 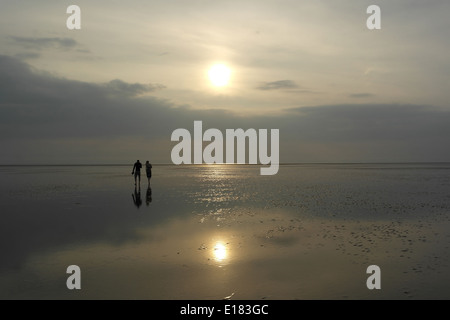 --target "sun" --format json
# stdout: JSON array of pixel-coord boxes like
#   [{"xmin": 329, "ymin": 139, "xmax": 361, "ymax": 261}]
[{"xmin": 208, "ymin": 64, "xmax": 231, "ymax": 87}]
